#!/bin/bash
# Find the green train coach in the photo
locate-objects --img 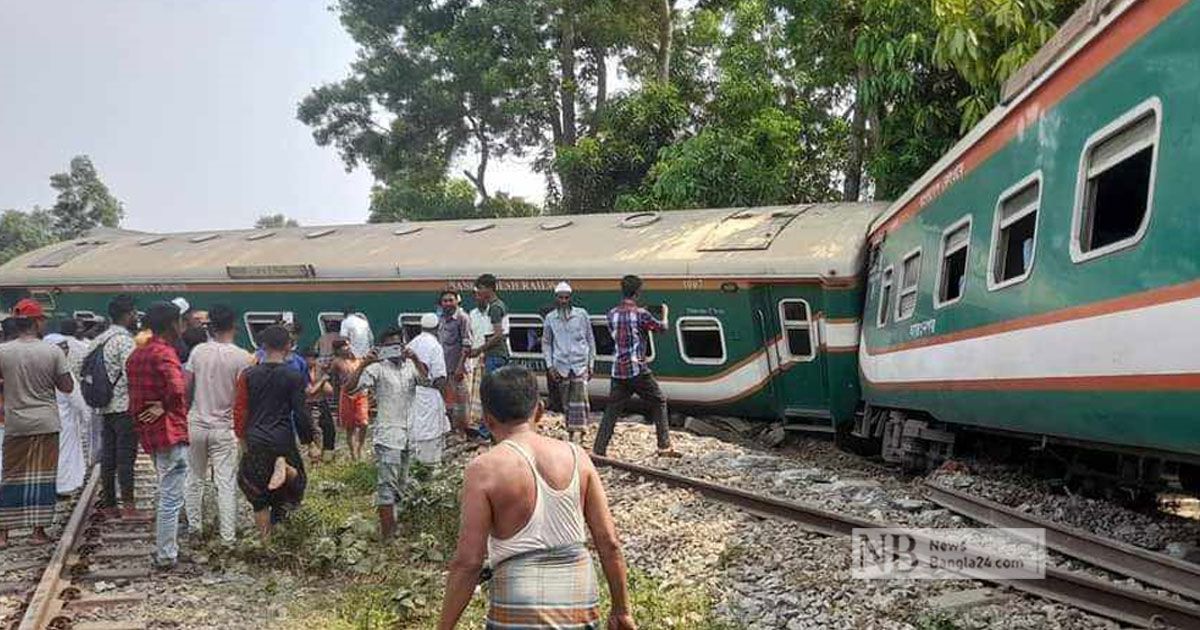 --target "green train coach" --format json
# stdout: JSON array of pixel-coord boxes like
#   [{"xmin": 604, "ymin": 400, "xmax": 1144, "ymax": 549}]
[
  {"xmin": 0, "ymin": 204, "xmax": 882, "ymax": 430},
  {"xmin": 854, "ymin": 0, "xmax": 1200, "ymax": 492}
]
